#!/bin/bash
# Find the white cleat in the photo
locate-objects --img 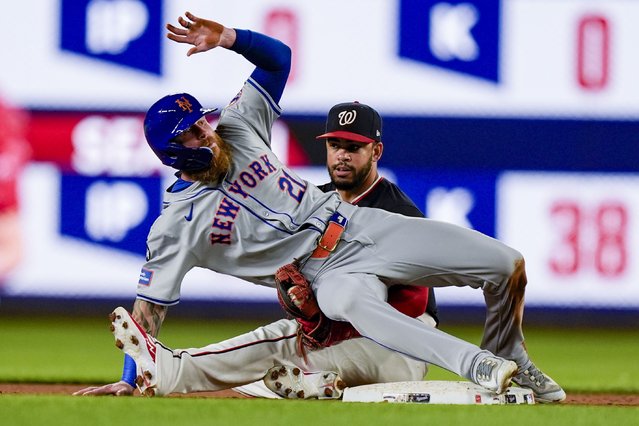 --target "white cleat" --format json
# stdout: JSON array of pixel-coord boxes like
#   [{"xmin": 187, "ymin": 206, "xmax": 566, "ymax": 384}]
[
  {"xmin": 473, "ymin": 356, "xmax": 518, "ymax": 395},
  {"xmin": 109, "ymin": 306, "xmax": 158, "ymax": 397},
  {"xmin": 513, "ymin": 363, "xmax": 566, "ymax": 403},
  {"xmin": 264, "ymin": 365, "xmax": 346, "ymax": 399}
]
